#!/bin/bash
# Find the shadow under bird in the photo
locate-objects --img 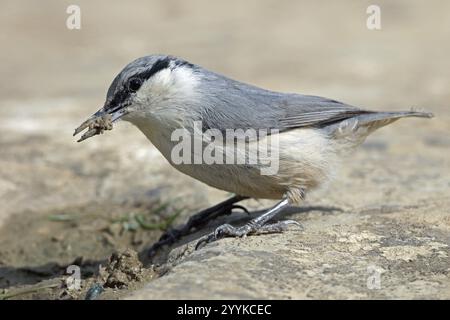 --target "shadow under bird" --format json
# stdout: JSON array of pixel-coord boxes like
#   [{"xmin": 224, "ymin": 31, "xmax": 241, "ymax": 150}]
[{"xmin": 74, "ymin": 55, "xmax": 433, "ymax": 255}]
